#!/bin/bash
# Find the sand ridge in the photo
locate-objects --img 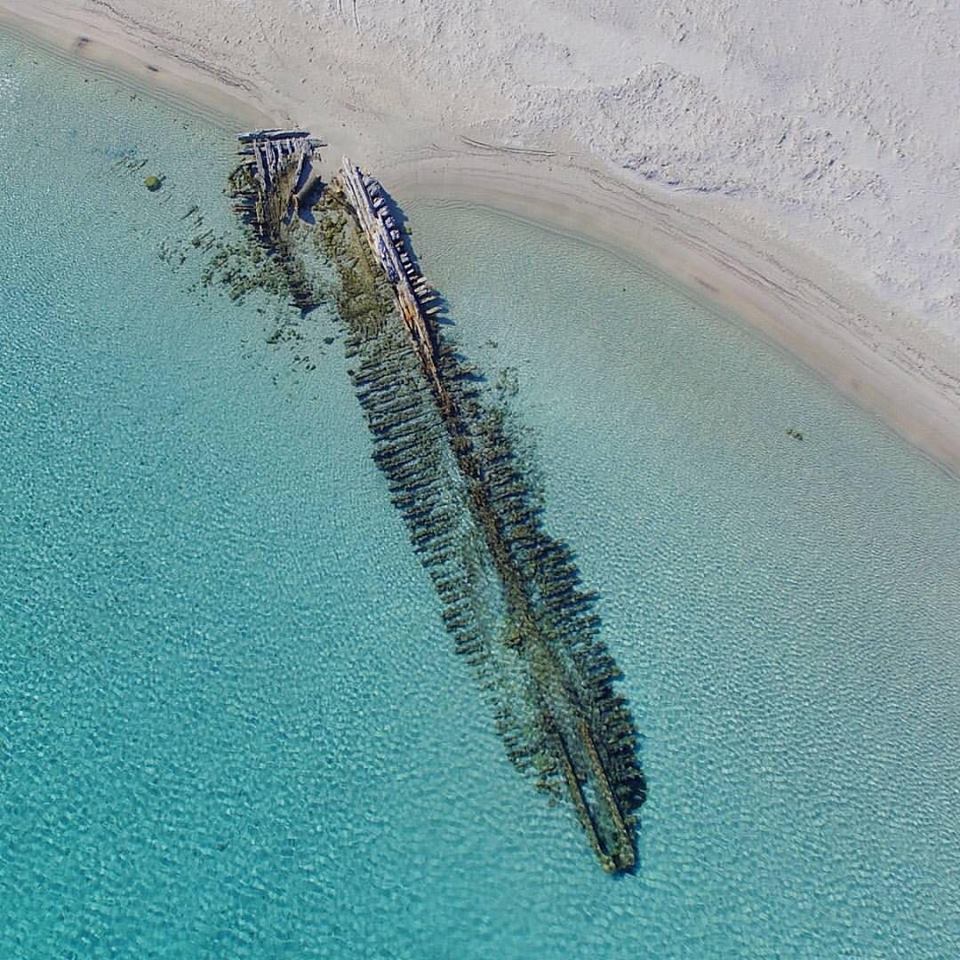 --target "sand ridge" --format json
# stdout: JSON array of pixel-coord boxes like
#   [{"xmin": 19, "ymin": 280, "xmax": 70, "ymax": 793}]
[{"xmin": 1, "ymin": 0, "xmax": 958, "ymax": 474}]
